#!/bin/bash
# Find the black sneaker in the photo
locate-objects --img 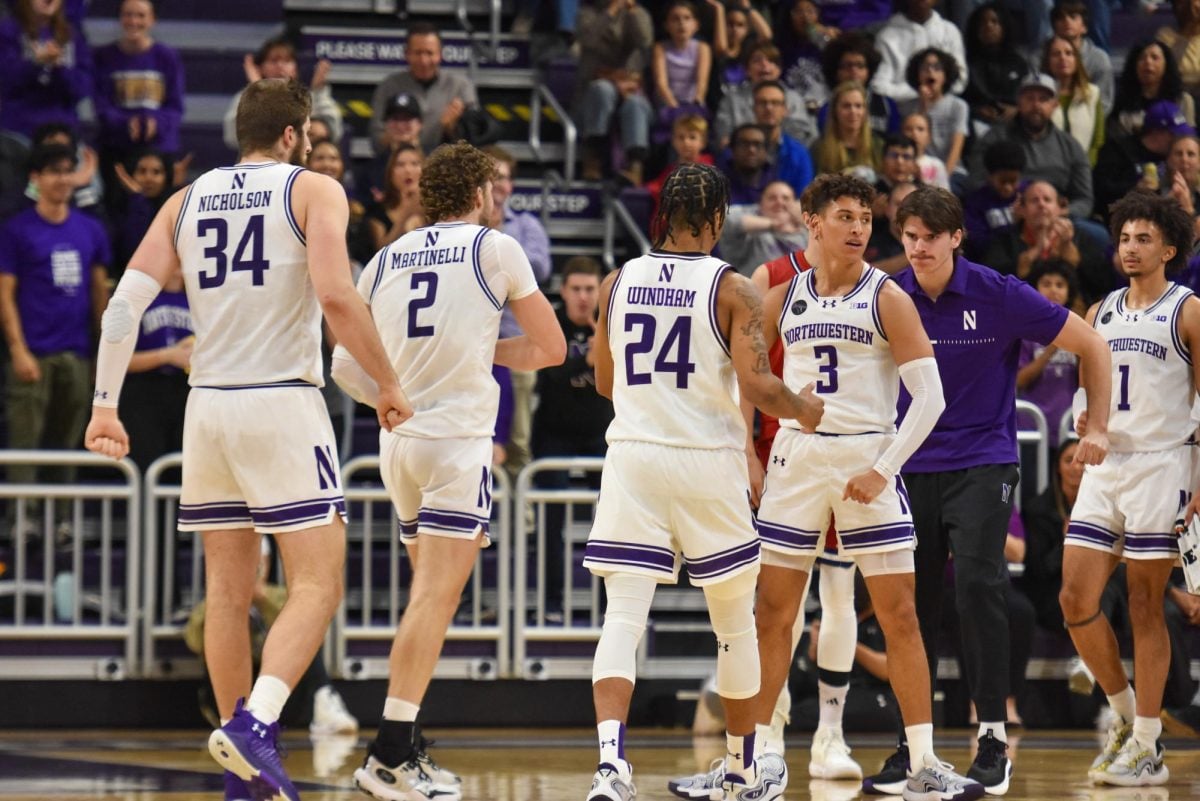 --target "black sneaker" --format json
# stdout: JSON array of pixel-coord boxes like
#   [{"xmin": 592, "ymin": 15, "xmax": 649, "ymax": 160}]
[
  {"xmin": 863, "ymin": 741, "xmax": 909, "ymax": 795},
  {"xmin": 967, "ymin": 731, "xmax": 1012, "ymax": 796}
]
